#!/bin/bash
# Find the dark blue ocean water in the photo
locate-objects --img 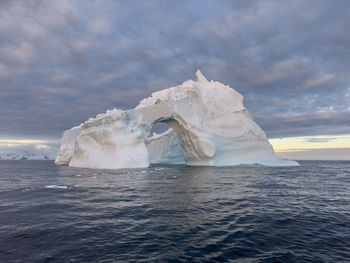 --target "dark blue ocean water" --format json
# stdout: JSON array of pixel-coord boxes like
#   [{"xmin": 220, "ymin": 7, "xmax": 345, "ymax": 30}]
[{"xmin": 0, "ymin": 160, "xmax": 349, "ymax": 263}]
